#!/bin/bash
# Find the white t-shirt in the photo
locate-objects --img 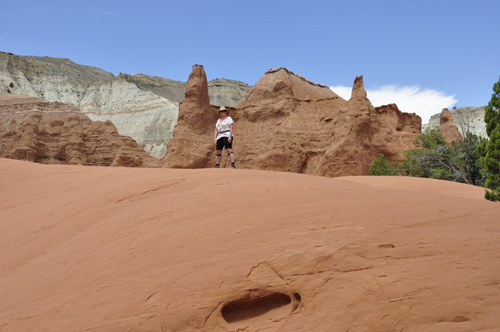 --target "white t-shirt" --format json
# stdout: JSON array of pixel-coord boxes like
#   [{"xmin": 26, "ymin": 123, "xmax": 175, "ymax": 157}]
[{"xmin": 215, "ymin": 116, "xmax": 234, "ymax": 140}]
